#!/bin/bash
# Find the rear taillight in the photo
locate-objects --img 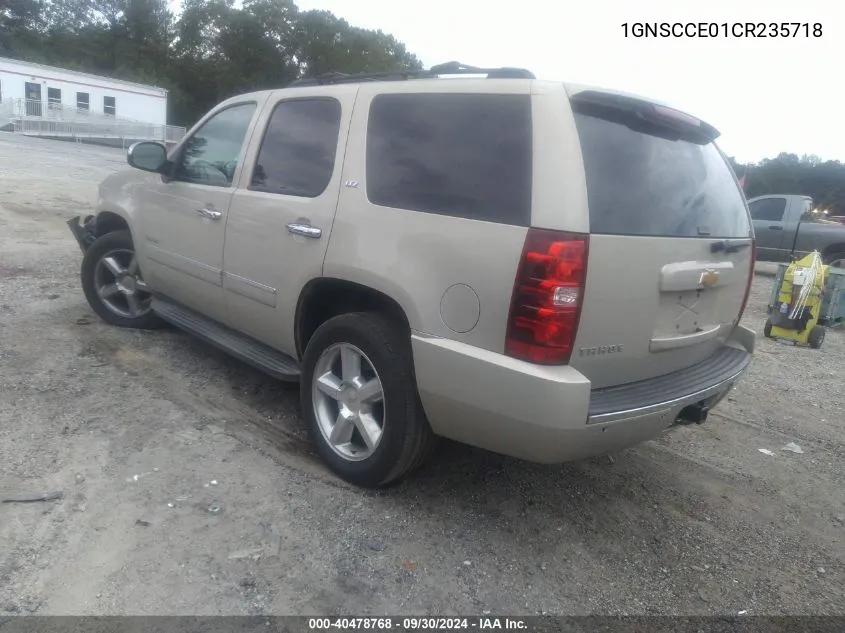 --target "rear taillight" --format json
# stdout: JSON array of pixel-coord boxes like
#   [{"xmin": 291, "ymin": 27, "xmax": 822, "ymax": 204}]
[
  {"xmin": 506, "ymin": 229, "xmax": 589, "ymax": 364},
  {"xmin": 736, "ymin": 239, "xmax": 756, "ymax": 324}
]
